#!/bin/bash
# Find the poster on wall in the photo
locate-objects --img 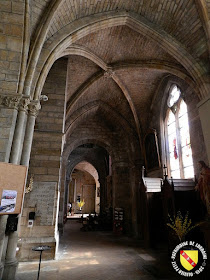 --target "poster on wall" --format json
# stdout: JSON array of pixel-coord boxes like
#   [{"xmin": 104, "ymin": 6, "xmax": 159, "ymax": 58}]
[
  {"xmin": 0, "ymin": 190, "xmax": 17, "ymax": 213},
  {"xmin": 0, "ymin": 162, "xmax": 27, "ymax": 215}
]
